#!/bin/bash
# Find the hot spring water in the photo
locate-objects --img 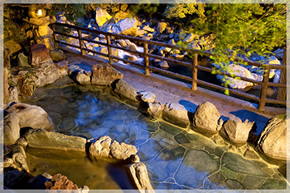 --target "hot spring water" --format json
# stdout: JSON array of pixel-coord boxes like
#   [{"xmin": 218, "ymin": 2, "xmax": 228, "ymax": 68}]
[{"xmin": 23, "ymin": 79, "xmax": 287, "ymax": 190}]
